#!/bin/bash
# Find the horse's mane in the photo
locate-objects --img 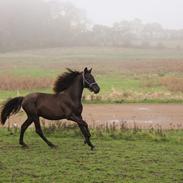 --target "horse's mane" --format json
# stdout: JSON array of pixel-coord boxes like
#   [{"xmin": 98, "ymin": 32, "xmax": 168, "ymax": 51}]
[{"xmin": 53, "ymin": 68, "xmax": 81, "ymax": 93}]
